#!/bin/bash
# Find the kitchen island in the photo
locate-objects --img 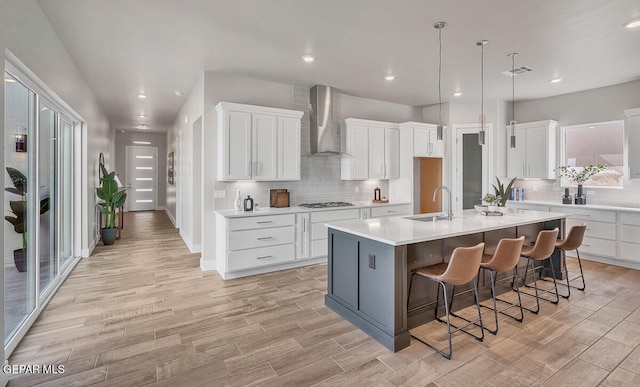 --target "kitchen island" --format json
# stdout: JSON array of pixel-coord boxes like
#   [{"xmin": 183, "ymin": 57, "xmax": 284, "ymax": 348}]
[{"xmin": 324, "ymin": 209, "xmax": 567, "ymax": 352}]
